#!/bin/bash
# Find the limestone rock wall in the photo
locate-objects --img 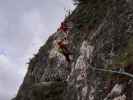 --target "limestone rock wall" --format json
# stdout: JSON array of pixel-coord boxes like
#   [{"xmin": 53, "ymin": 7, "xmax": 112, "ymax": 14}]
[{"xmin": 13, "ymin": 0, "xmax": 133, "ymax": 100}]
